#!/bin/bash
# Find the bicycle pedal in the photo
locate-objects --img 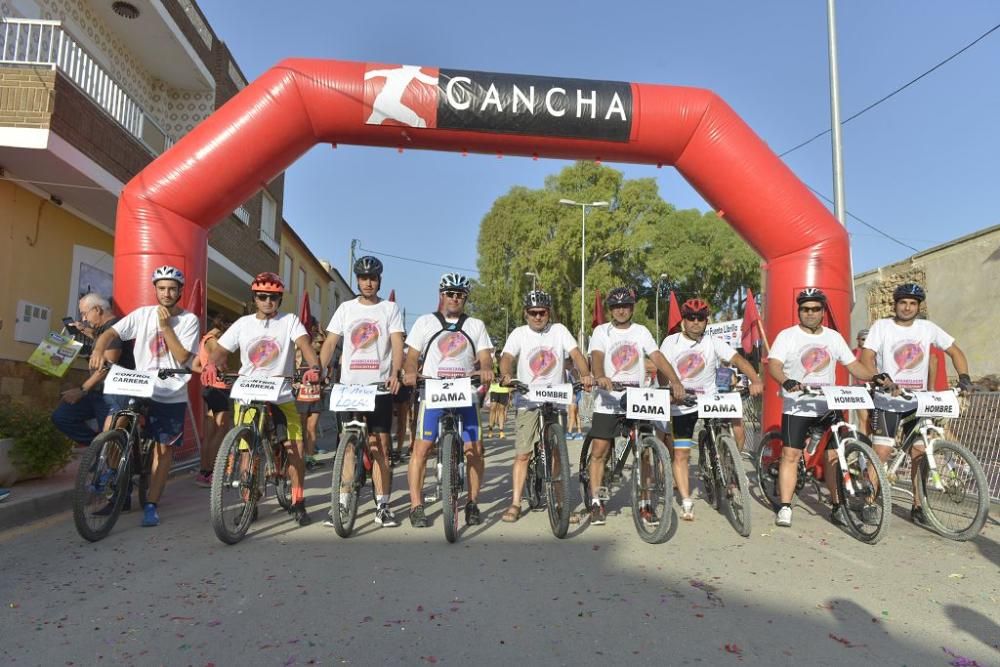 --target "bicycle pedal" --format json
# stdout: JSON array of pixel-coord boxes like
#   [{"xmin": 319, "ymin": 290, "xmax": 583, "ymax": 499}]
[{"xmin": 596, "ymin": 486, "xmax": 610, "ymax": 502}]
